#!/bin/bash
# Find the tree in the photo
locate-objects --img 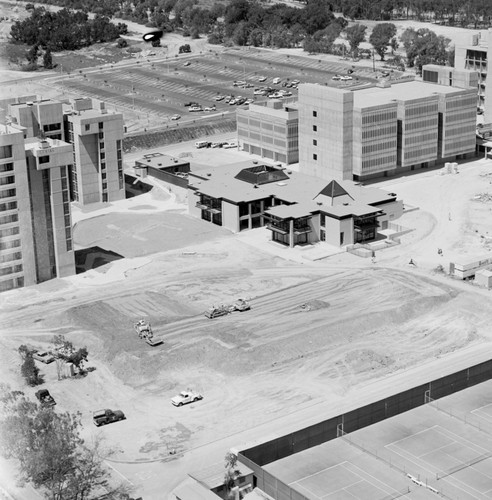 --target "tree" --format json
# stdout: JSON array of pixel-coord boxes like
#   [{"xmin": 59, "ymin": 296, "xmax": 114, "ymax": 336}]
[
  {"xmin": 400, "ymin": 27, "xmax": 451, "ymax": 73},
  {"xmin": 369, "ymin": 23, "xmax": 396, "ymax": 61},
  {"xmin": 224, "ymin": 452, "xmax": 239, "ymax": 498},
  {"xmin": 345, "ymin": 24, "xmax": 367, "ymax": 57},
  {"xmin": 43, "ymin": 48, "xmax": 53, "ymax": 69},
  {"xmin": 0, "ymin": 389, "xmax": 130, "ymax": 500},
  {"xmin": 21, "ymin": 354, "xmax": 43, "ymax": 386},
  {"xmin": 117, "ymin": 38, "xmax": 128, "ymax": 48},
  {"xmin": 26, "ymin": 44, "xmax": 39, "ymax": 64}
]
